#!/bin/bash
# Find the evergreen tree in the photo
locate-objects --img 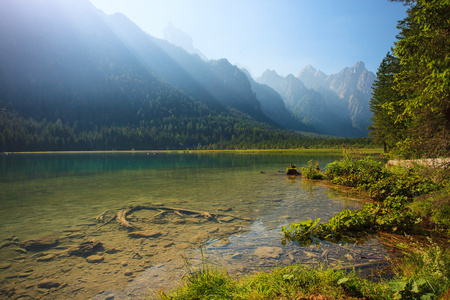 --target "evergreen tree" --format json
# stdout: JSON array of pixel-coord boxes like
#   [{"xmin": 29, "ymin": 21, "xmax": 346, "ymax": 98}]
[{"xmin": 371, "ymin": 0, "xmax": 450, "ymax": 157}]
